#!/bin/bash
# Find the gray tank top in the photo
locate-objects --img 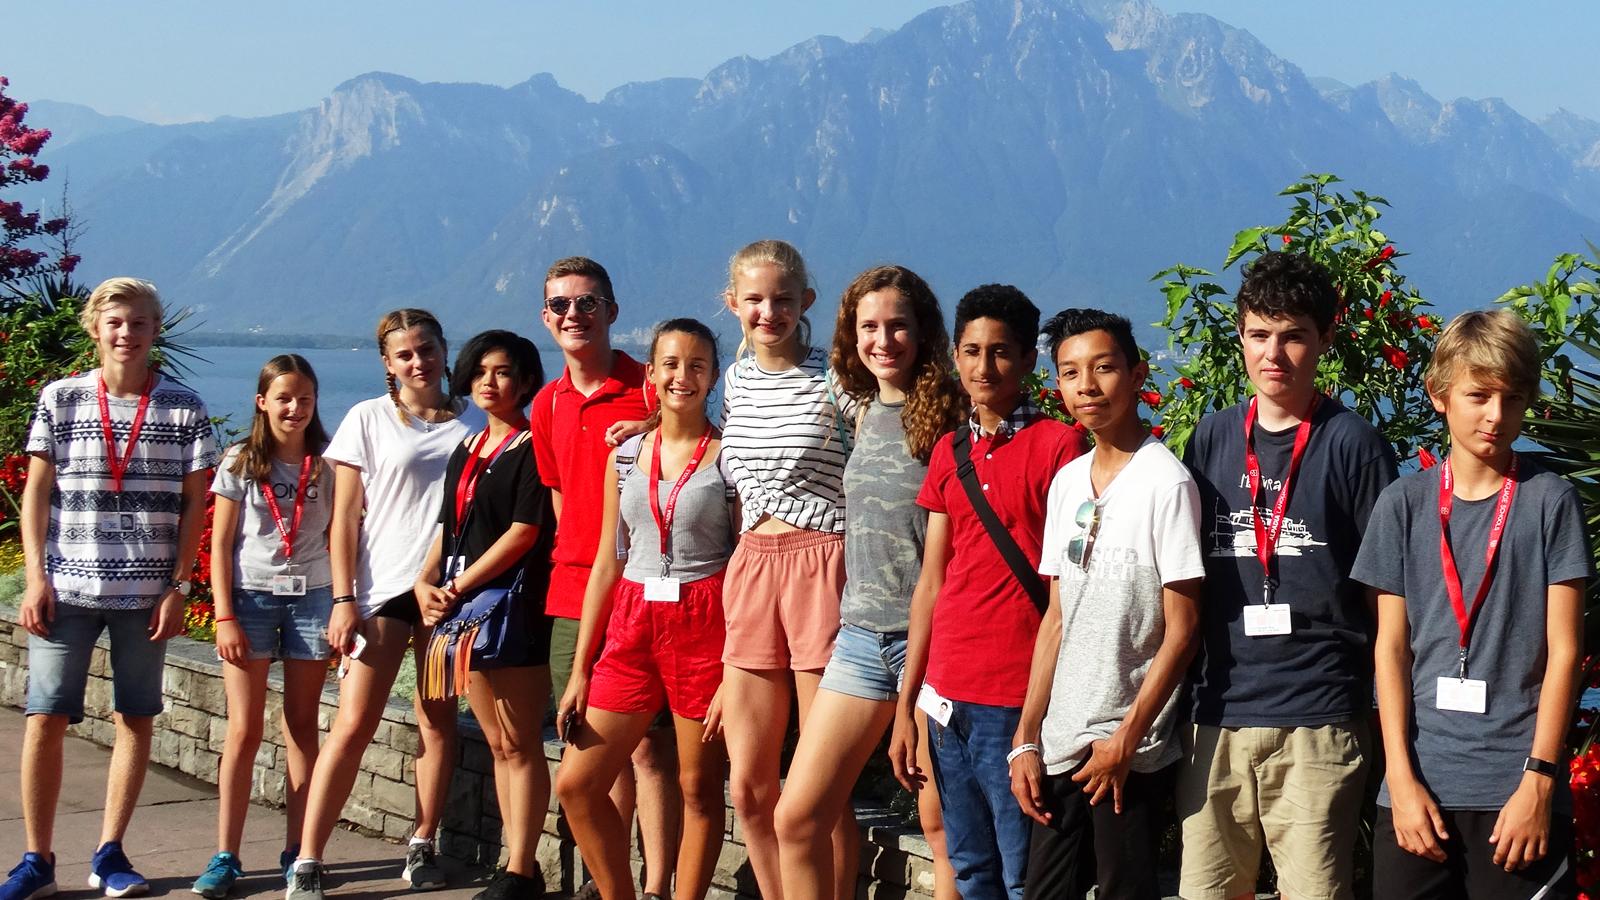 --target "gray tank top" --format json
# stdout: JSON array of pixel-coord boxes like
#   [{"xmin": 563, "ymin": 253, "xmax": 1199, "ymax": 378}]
[{"xmin": 615, "ymin": 433, "xmax": 736, "ymax": 583}]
